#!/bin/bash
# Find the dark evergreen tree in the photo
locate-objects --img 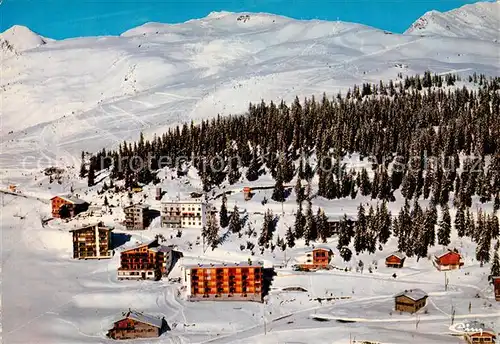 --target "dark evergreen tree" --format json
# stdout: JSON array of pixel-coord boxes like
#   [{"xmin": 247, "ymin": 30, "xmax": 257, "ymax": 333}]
[
  {"xmin": 87, "ymin": 163, "xmax": 95, "ymax": 187},
  {"xmin": 354, "ymin": 204, "xmax": 367, "ymax": 254},
  {"xmin": 455, "ymin": 206, "xmax": 466, "ymax": 237},
  {"xmin": 285, "ymin": 226, "xmax": 295, "ymax": 248},
  {"xmin": 271, "ymin": 172, "xmax": 286, "ymax": 202},
  {"xmin": 229, "ymin": 205, "xmax": 241, "ymax": 233},
  {"xmin": 316, "ymin": 208, "xmax": 329, "ymax": 243},
  {"xmin": 489, "ymin": 240, "xmax": 500, "ymax": 281},
  {"xmin": 339, "ymin": 246, "xmax": 353, "ymax": 262},
  {"xmin": 437, "ymin": 204, "xmax": 451, "ymax": 246},
  {"xmin": 294, "ymin": 204, "xmax": 305, "ymax": 239},
  {"xmin": 304, "ymin": 200, "xmax": 317, "ymax": 245},
  {"xmin": 219, "ymin": 193, "xmax": 229, "ymax": 228},
  {"xmin": 79, "ymin": 151, "xmax": 87, "ymax": 178},
  {"xmin": 378, "ymin": 201, "xmax": 392, "ymax": 244}
]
